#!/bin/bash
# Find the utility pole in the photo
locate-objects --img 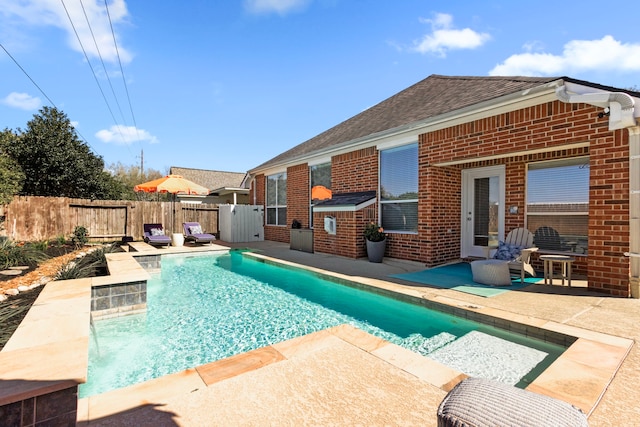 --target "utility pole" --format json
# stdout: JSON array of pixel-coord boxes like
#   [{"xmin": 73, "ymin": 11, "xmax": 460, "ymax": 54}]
[{"xmin": 140, "ymin": 149, "xmax": 144, "ymax": 176}]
